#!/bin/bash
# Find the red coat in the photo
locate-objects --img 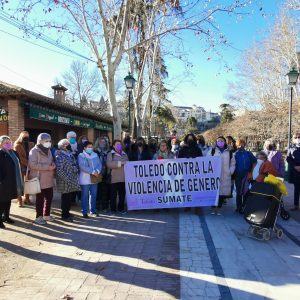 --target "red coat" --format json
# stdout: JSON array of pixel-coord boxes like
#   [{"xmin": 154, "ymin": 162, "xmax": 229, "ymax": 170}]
[{"xmin": 256, "ymin": 160, "xmax": 277, "ymax": 182}]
